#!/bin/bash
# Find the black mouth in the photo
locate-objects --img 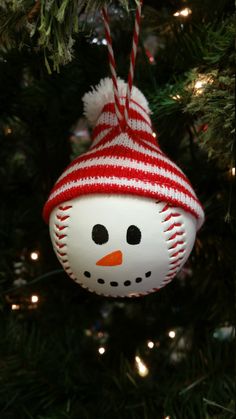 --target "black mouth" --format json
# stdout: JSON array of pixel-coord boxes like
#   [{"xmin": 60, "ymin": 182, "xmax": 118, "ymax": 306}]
[{"xmin": 83, "ymin": 271, "xmax": 152, "ymax": 287}]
